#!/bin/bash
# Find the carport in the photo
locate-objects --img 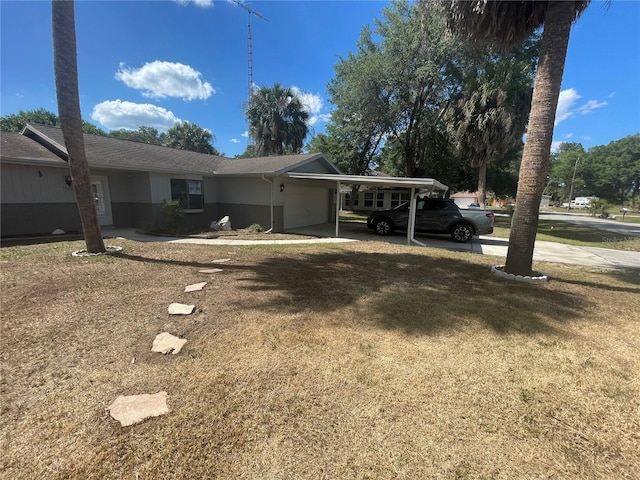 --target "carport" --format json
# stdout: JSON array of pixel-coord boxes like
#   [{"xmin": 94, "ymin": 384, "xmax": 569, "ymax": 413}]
[{"xmin": 285, "ymin": 173, "xmax": 449, "ymax": 246}]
